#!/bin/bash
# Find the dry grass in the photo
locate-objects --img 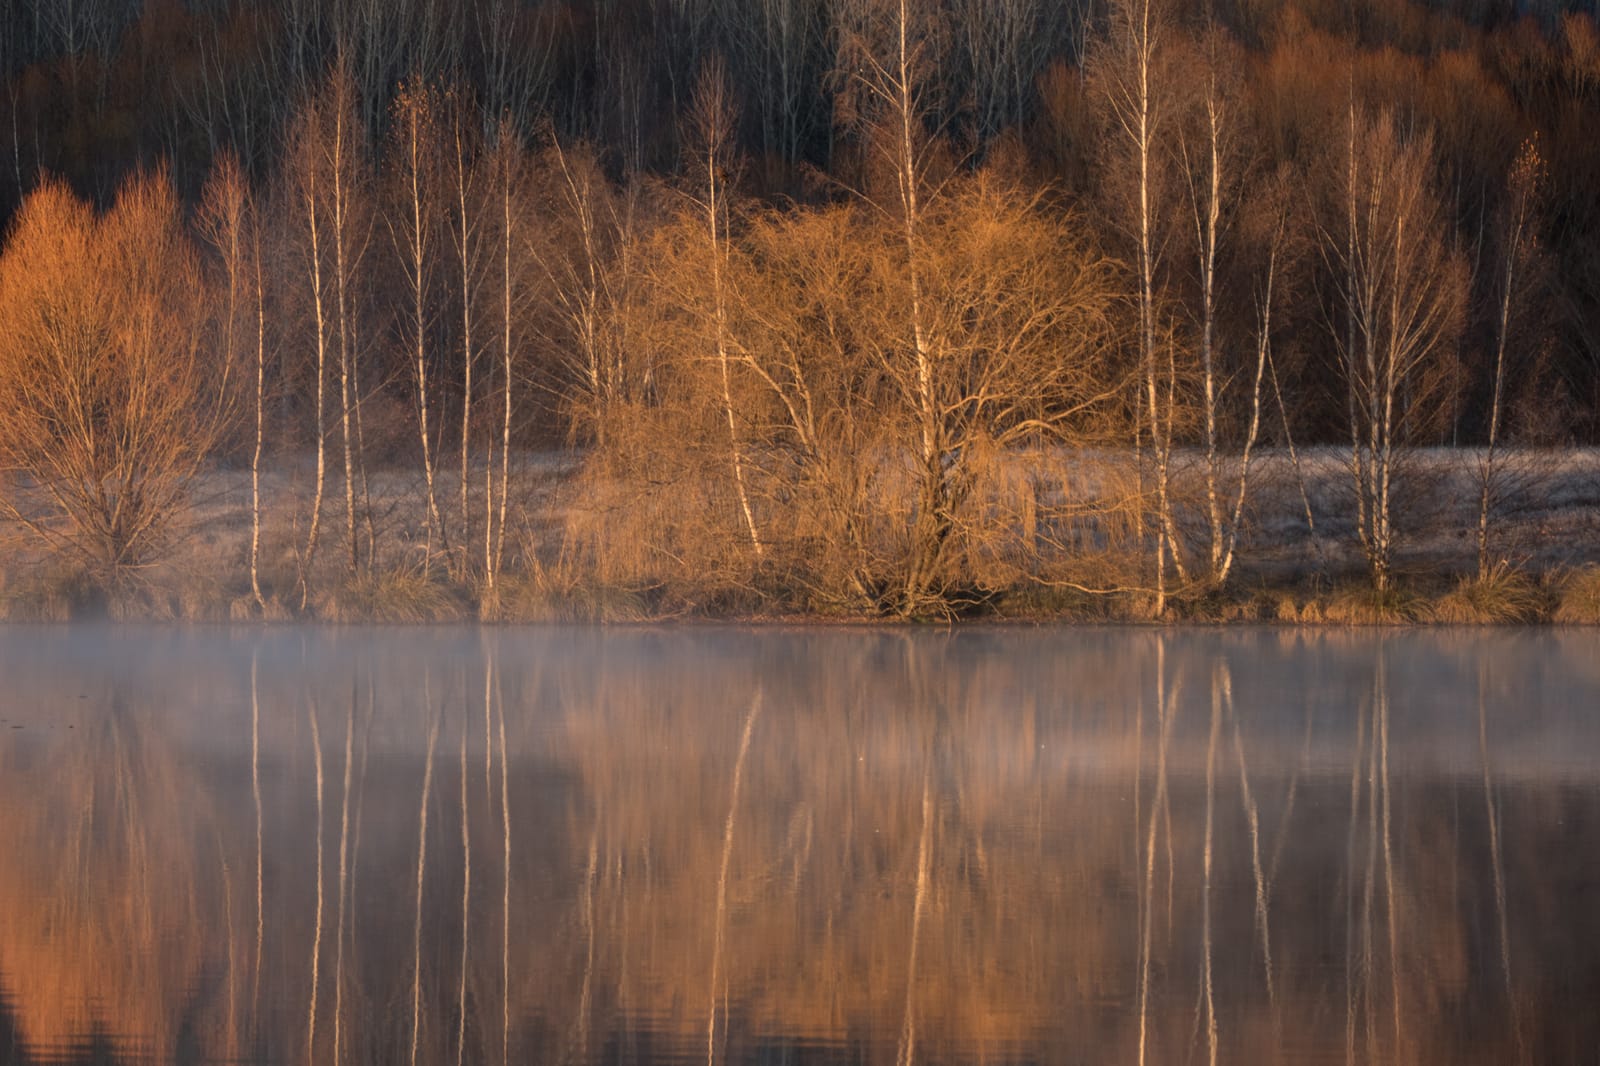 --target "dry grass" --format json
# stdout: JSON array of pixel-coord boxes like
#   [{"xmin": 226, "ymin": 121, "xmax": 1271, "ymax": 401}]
[
  {"xmin": 1271, "ymin": 591, "xmax": 1325, "ymax": 623},
  {"xmin": 1432, "ymin": 566, "xmax": 1550, "ymax": 624},
  {"xmin": 1554, "ymin": 566, "xmax": 1600, "ymax": 624},
  {"xmin": 483, "ymin": 563, "xmax": 656, "ymax": 624},
  {"xmin": 315, "ymin": 564, "xmax": 467, "ymax": 624},
  {"xmin": 1321, "ymin": 582, "xmax": 1432, "ymax": 625},
  {"xmin": 228, "ymin": 594, "xmax": 293, "ymax": 622},
  {"xmin": 0, "ymin": 561, "xmax": 94, "ymax": 621}
]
